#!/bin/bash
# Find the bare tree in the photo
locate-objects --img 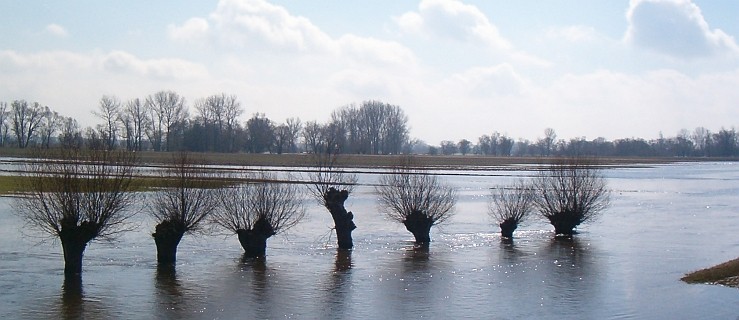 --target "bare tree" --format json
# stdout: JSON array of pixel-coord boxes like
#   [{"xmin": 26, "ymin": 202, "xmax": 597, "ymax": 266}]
[
  {"xmin": 285, "ymin": 117, "xmax": 302, "ymax": 153},
  {"xmin": 212, "ymin": 172, "xmax": 305, "ymax": 258},
  {"xmin": 193, "ymin": 93, "xmax": 243, "ymax": 152},
  {"xmin": 13, "ymin": 148, "xmax": 139, "ymax": 277},
  {"xmin": 245, "ymin": 113, "xmax": 274, "ymax": 153},
  {"xmin": 376, "ymin": 158, "xmax": 456, "ymax": 247},
  {"xmin": 489, "ymin": 179, "xmax": 535, "ymax": 238},
  {"xmin": 306, "ymin": 147, "xmax": 358, "ymax": 250},
  {"xmin": 93, "ymin": 95, "xmax": 121, "ymax": 150},
  {"xmin": 58, "ymin": 117, "xmax": 83, "ymax": 149},
  {"xmin": 0, "ymin": 102, "xmax": 9, "ymax": 147},
  {"xmin": 532, "ymin": 157, "xmax": 611, "ymax": 236},
  {"xmin": 543, "ymin": 128, "xmax": 557, "ymax": 156},
  {"xmin": 145, "ymin": 91, "xmax": 188, "ymax": 151},
  {"xmin": 147, "ymin": 152, "xmax": 220, "ymax": 265},
  {"xmin": 120, "ymin": 98, "xmax": 148, "ymax": 151},
  {"xmin": 38, "ymin": 107, "xmax": 62, "ymax": 148},
  {"xmin": 11, "ymin": 100, "xmax": 46, "ymax": 148}
]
